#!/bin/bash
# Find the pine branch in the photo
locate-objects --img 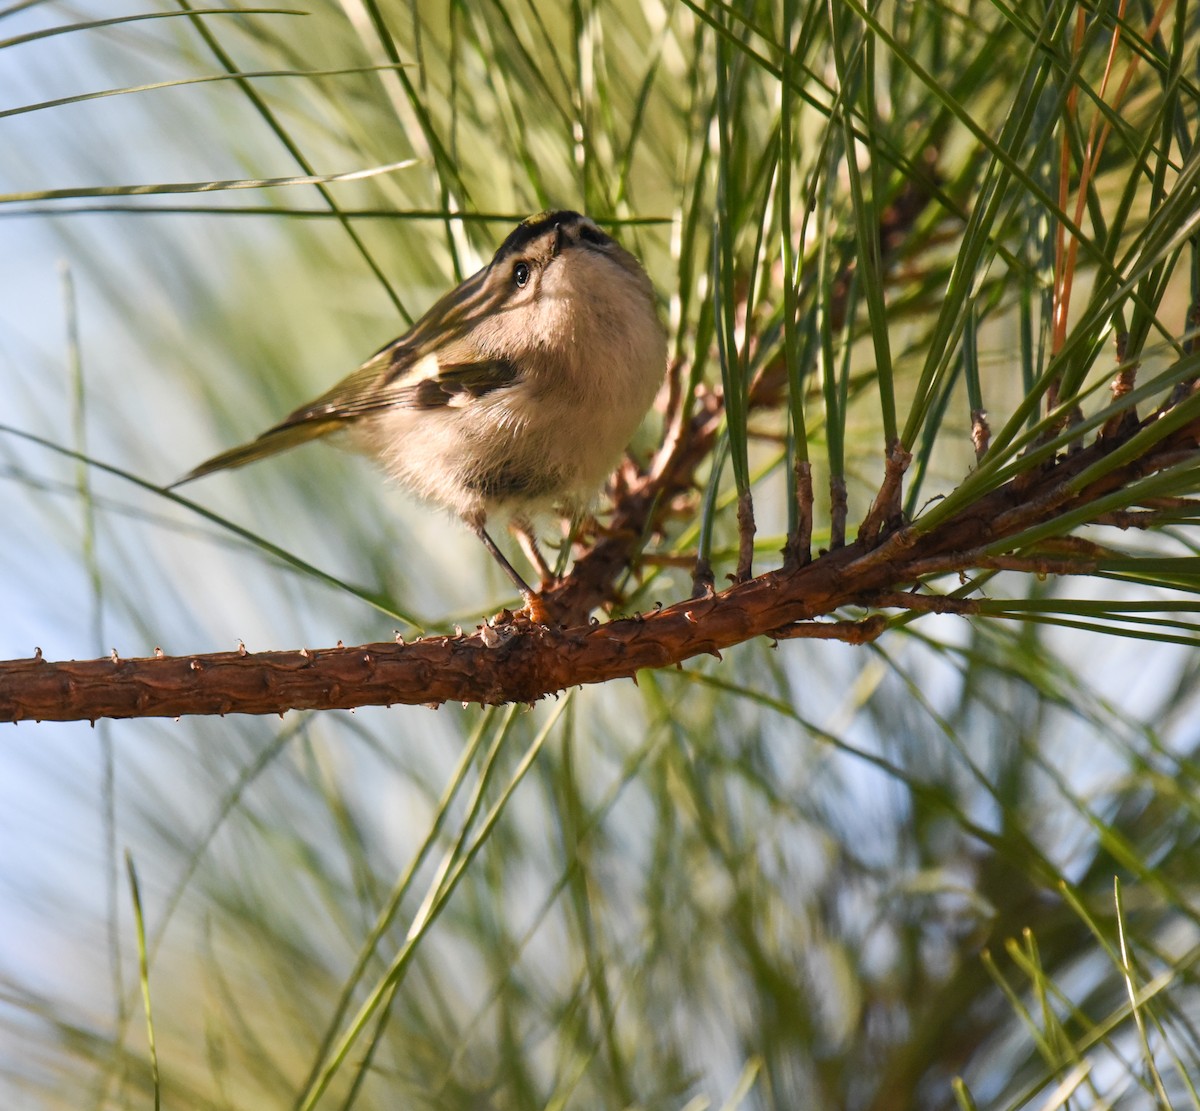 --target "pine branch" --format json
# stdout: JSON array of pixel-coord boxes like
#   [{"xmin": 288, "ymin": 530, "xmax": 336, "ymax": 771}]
[{"xmin": 4, "ymin": 399, "xmax": 1197, "ymax": 724}]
